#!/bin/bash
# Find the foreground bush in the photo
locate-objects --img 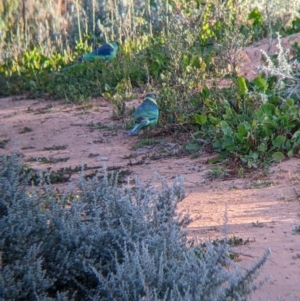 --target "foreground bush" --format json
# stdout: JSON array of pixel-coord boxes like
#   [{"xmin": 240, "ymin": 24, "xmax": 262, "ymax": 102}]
[{"xmin": 0, "ymin": 154, "xmax": 269, "ymax": 301}]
